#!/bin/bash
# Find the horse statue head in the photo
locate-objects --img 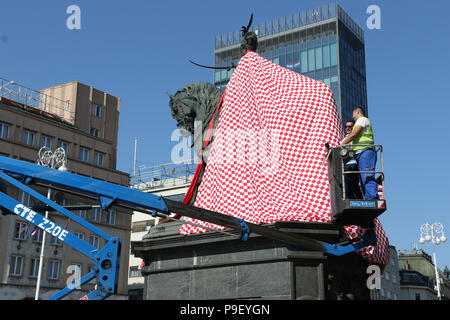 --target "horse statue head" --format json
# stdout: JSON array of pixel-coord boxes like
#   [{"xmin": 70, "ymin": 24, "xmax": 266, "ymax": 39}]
[{"xmin": 168, "ymin": 82, "xmax": 222, "ymax": 163}]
